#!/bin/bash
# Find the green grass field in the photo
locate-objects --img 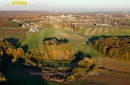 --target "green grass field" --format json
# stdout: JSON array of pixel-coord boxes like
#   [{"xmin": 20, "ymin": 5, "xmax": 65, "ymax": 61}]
[
  {"xmin": 21, "ymin": 27, "xmax": 103, "ymax": 57},
  {"xmin": 21, "ymin": 26, "xmax": 130, "ymax": 58}
]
